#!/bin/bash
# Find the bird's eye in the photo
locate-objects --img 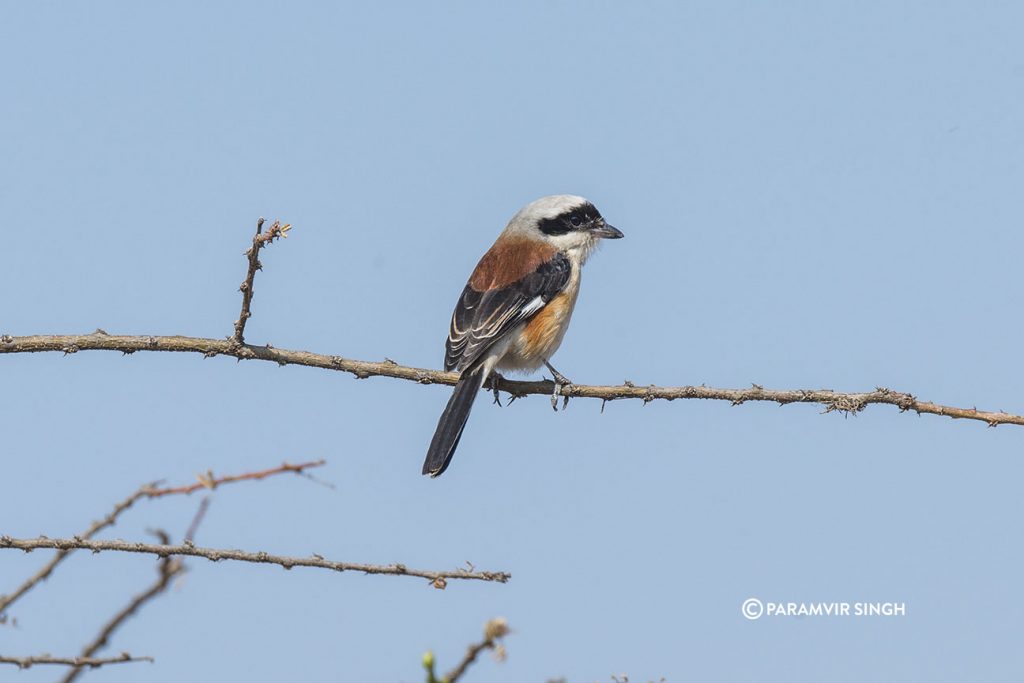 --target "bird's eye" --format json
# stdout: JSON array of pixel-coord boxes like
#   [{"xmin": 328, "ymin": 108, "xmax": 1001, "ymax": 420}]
[{"xmin": 569, "ymin": 214, "xmax": 582, "ymax": 227}]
